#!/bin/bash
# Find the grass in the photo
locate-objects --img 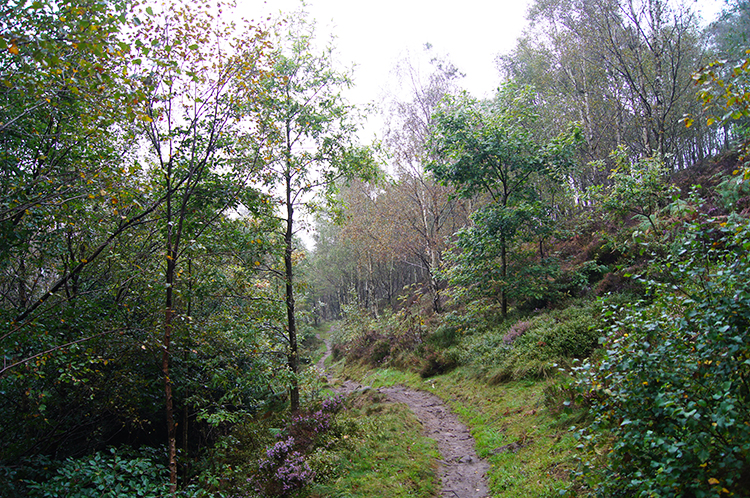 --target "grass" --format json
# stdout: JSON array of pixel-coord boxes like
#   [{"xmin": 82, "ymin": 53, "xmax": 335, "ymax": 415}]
[
  {"xmin": 304, "ymin": 323, "xmax": 333, "ymax": 367},
  {"xmin": 435, "ymin": 372, "xmax": 582, "ymax": 497},
  {"xmin": 308, "ymin": 389, "xmax": 439, "ymax": 498},
  {"xmin": 304, "ymin": 320, "xmax": 585, "ymax": 497},
  {"xmin": 333, "ymin": 361, "xmax": 584, "ymax": 497}
]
